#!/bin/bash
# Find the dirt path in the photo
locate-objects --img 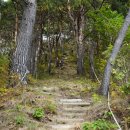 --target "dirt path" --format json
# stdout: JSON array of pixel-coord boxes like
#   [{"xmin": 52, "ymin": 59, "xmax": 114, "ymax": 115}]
[{"xmin": 46, "ymin": 99, "xmax": 91, "ymax": 130}]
